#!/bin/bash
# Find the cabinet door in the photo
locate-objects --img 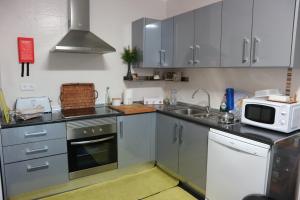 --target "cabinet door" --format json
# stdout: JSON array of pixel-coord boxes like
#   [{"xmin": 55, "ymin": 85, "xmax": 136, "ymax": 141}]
[
  {"xmin": 117, "ymin": 113, "xmax": 155, "ymax": 168},
  {"xmin": 178, "ymin": 120, "xmax": 209, "ymax": 194},
  {"xmin": 221, "ymin": 0, "xmax": 253, "ymax": 67},
  {"xmin": 174, "ymin": 11, "xmax": 195, "ymax": 67},
  {"xmin": 144, "ymin": 19, "xmax": 162, "ymax": 68},
  {"xmin": 161, "ymin": 17, "xmax": 174, "ymax": 67},
  {"xmin": 251, "ymin": 0, "xmax": 295, "ymax": 67},
  {"xmin": 156, "ymin": 114, "xmax": 179, "ymax": 174},
  {"xmin": 194, "ymin": 2, "xmax": 222, "ymax": 67}
]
